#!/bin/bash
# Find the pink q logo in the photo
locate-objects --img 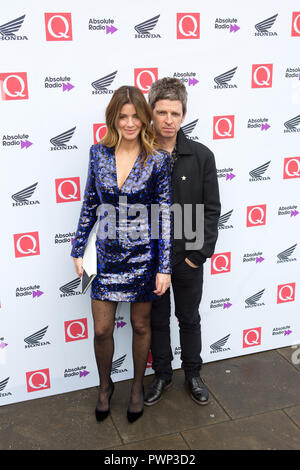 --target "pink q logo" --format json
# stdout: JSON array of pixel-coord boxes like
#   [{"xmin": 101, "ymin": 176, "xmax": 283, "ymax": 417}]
[
  {"xmin": 13, "ymin": 232, "xmax": 40, "ymax": 258},
  {"xmin": 246, "ymin": 204, "xmax": 266, "ymax": 227},
  {"xmin": 65, "ymin": 318, "xmax": 88, "ymax": 342},
  {"xmin": 134, "ymin": 68, "xmax": 158, "ymax": 94},
  {"xmin": 277, "ymin": 283, "xmax": 296, "ymax": 304},
  {"xmin": 251, "ymin": 64, "xmax": 273, "ymax": 88},
  {"xmin": 0, "ymin": 72, "xmax": 28, "ymax": 101},
  {"xmin": 26, "ymin": 369, "xmax": 50, "ymax": 392},
  {"xmin": 211, "ymin": 252, "xmax": 231, "ymax": 275},
  {"xmin": 213, "ymin": 115, "xmax": 234, "ymax": 140},
  {"xmin": 44, "ymin": 13, "xmax": 73, "ymax": 41},
  {"xmin": 177, "ymin": 13, "xmax": 200, "ymax": 39},
  {"xmin": 283, "ymin": 157, "xmax": 300, "ymax": 179},
  {"xmin": 55, "ymin": 177, "xmax": 80, "ymax": 203},
  {"xmin": 292, "ymin": 12, "xmax": 300, "ymax": 36},
  {"xmin": 243, "ymin": 328, "xmax": 262, "ymax": 348},
  {"xmin": 93, "ymin": 123, "xmax": 107, "ymax": 144}
]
